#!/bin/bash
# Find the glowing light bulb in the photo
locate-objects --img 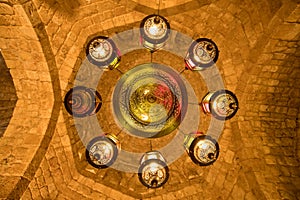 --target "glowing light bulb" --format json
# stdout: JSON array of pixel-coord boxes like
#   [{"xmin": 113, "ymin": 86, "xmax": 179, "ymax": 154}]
[
  {"xmin": 141, "ymin": 114, "xmax": 149, "ymax": 121},
  {"xmin": 95, "ymin": 44, "xmax": 107, "ymax": 58},
  {"xmin": 157, "ymin": 169, "xmax": 163, "ymax": 178},
  {"xmin": 149, "ymin": 24, "xmax": 159, "ymax": 36},
  {"xmin": 150, "ymin": 165, "xmax": 157, "ymax": 173},
  {"xmin": 202, "ymin": 143, "xmax": 208, "ymax": 149},
  {"xmin": 144, "ymin": 89, "xmax": 150, "ymax": 94},
  {"xmin": 138, "ymin": 151, "xmax": 169, "ymax": 188}
]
